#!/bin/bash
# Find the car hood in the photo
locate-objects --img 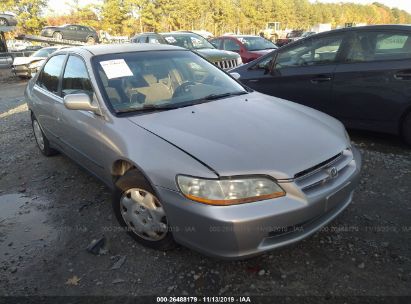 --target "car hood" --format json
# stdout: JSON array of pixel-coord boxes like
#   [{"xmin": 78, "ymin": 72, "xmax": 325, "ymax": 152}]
[
  {"xmin": 127, "ymin": 92, "xmax": 348, "ymax": 179},
  {"xmin": 249, "ymin": 49, "xmax": 276, "ymax": 56},
  {"xmin": 194, "ymin": 48, "xmax": 240, "ymax": 61},
  {"xmin": 13, "ymin": 57, "xmax": 45, "ymax": 66}
]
